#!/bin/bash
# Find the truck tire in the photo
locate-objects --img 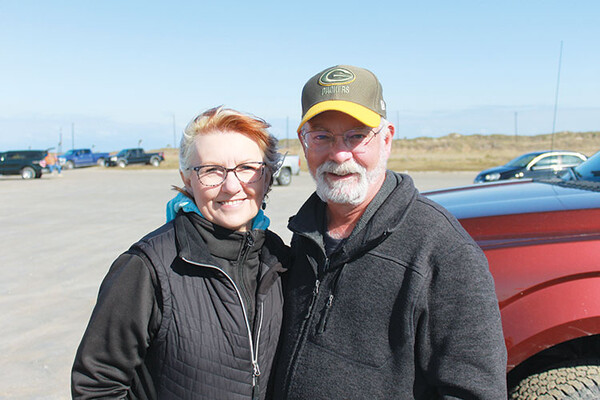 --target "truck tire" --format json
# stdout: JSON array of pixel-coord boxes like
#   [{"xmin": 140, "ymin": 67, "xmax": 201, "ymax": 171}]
[
  {"xmin": 510, "ymin": 361, "xmax": 600, "ymax": 400},
  {"xmin": 276, "ymin": 167, "xmax": 292, "ymax": 186},
  {"xmin": 150, "ymin": 156, "xmax": 161, "ymax": 167},
  {"xmin": 117, "ymin": 160, "xmax": 127, "ymax": 168},
  {"xmin": 21, "ymin": 166, "xmax": 35, "ymax": 179},
  {"xmin": 65, "ymin": 160, "xmax": 75, "ymax": 169},
  {"xmin": 97, "ymin": 158, "xmax": 106, "ymax": 167}
]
